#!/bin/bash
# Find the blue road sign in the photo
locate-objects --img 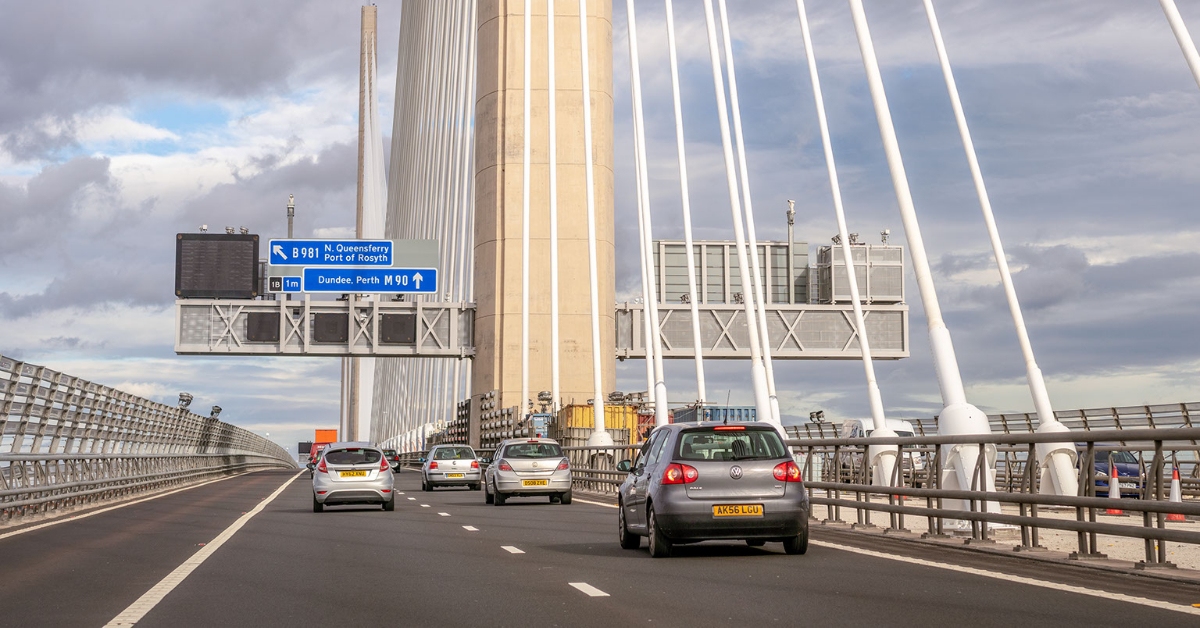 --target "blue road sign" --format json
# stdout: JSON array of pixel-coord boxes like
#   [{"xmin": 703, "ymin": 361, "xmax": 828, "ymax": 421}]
[
  {"xmin": 302, "ymin": 267, "xmax": 438, "ymax": 293},
  {"xmin": 268, "ymin": 239, "xmax": 393, "ymax": 266},
  {"xmin": 282, "ymin": 277, "xmax": 301, "ymax": 292}
]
